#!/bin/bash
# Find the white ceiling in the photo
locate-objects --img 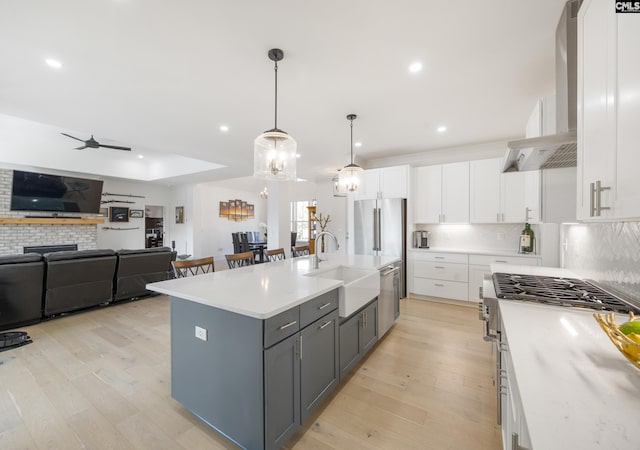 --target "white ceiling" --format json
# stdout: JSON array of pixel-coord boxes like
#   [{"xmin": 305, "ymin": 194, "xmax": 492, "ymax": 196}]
[{"xmin": 0, "ymin": 0, "xmax": 568, "ymax": 184}]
